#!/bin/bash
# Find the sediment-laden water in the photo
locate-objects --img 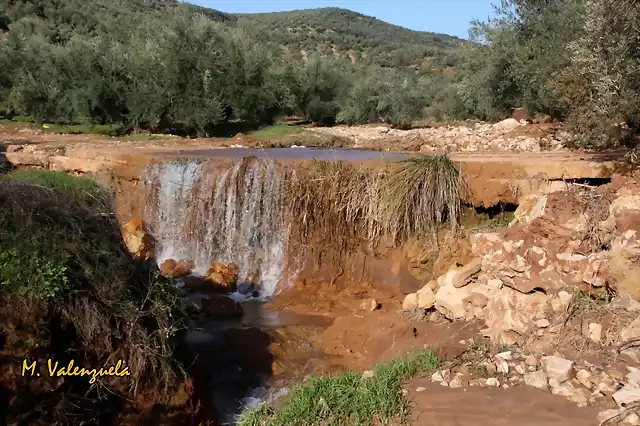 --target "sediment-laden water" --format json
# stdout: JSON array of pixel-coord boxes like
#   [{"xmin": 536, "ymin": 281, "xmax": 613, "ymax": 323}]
[{"xmin": 142, "ymin": 157, "xmax": 296, "ymax": 298}]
